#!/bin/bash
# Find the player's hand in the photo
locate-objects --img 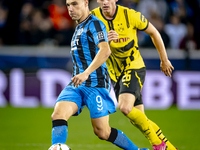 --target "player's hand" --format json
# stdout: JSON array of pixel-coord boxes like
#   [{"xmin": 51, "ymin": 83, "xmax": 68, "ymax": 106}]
[
  {"xmin": 160, "ymin": 60, "xmax": 174, "ymax": 77},
  {"xmin": 71, "ymin": 72, "xmax": 89, "ymax": 87},
  {"xmin": 107, "ymin": 30, "xmax": 119, "ymax": 43}
]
